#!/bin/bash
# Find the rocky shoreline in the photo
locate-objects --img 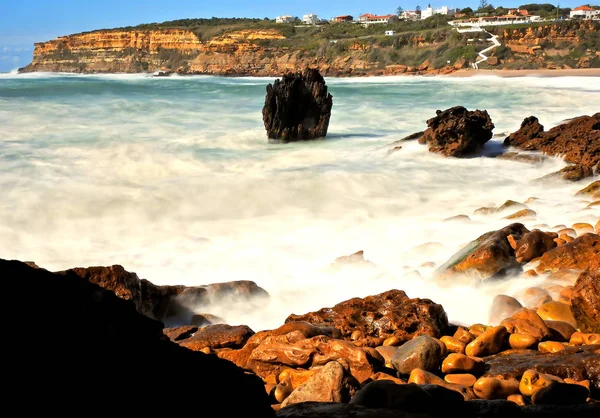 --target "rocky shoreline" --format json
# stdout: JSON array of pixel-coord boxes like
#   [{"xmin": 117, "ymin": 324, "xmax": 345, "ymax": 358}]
[{"xmin": 4, "ymin": 71, "xmax": 599, "ymax": 415}]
